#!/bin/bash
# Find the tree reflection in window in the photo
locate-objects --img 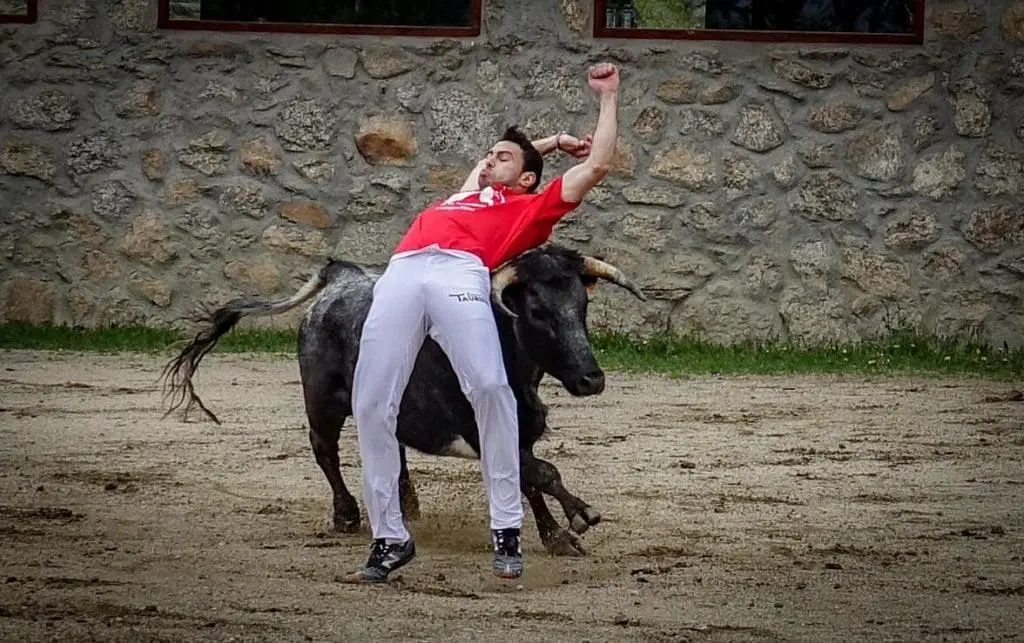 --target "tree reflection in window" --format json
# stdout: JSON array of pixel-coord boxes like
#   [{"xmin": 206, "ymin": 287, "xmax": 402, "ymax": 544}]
[{"xmin": 602, "ymin": 0, "xmax": 917, "ymax": 34}]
